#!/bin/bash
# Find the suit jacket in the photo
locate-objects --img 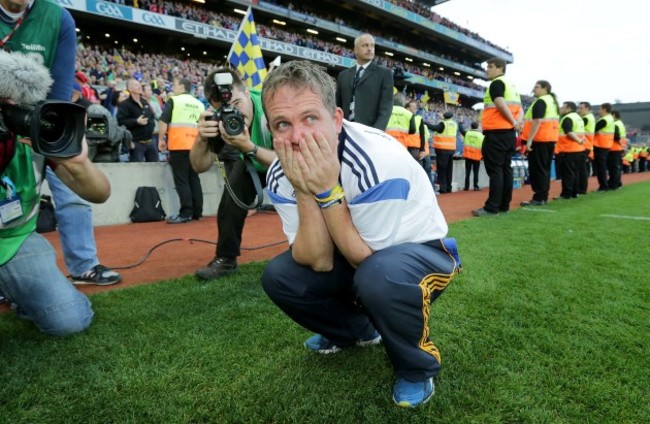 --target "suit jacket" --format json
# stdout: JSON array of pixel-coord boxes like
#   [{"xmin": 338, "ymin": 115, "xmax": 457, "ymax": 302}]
[{"xmin": 336, "ymin": 61, "xmax": 394, "ymax": 131}]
